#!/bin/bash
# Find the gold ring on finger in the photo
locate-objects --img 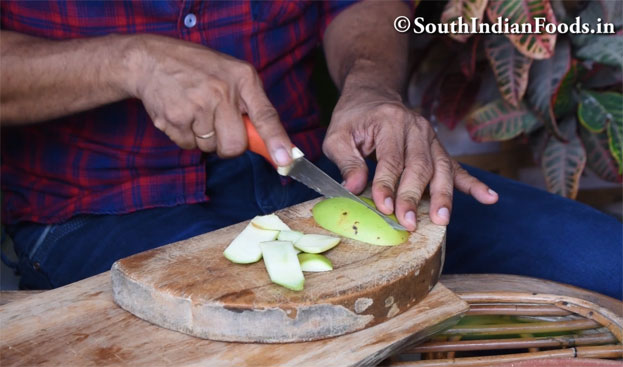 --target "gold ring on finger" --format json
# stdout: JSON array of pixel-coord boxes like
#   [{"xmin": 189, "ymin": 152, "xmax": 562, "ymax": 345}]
[{"xmin": 195, "ymin": 131, "xmax": 215, "ymax": 139}]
